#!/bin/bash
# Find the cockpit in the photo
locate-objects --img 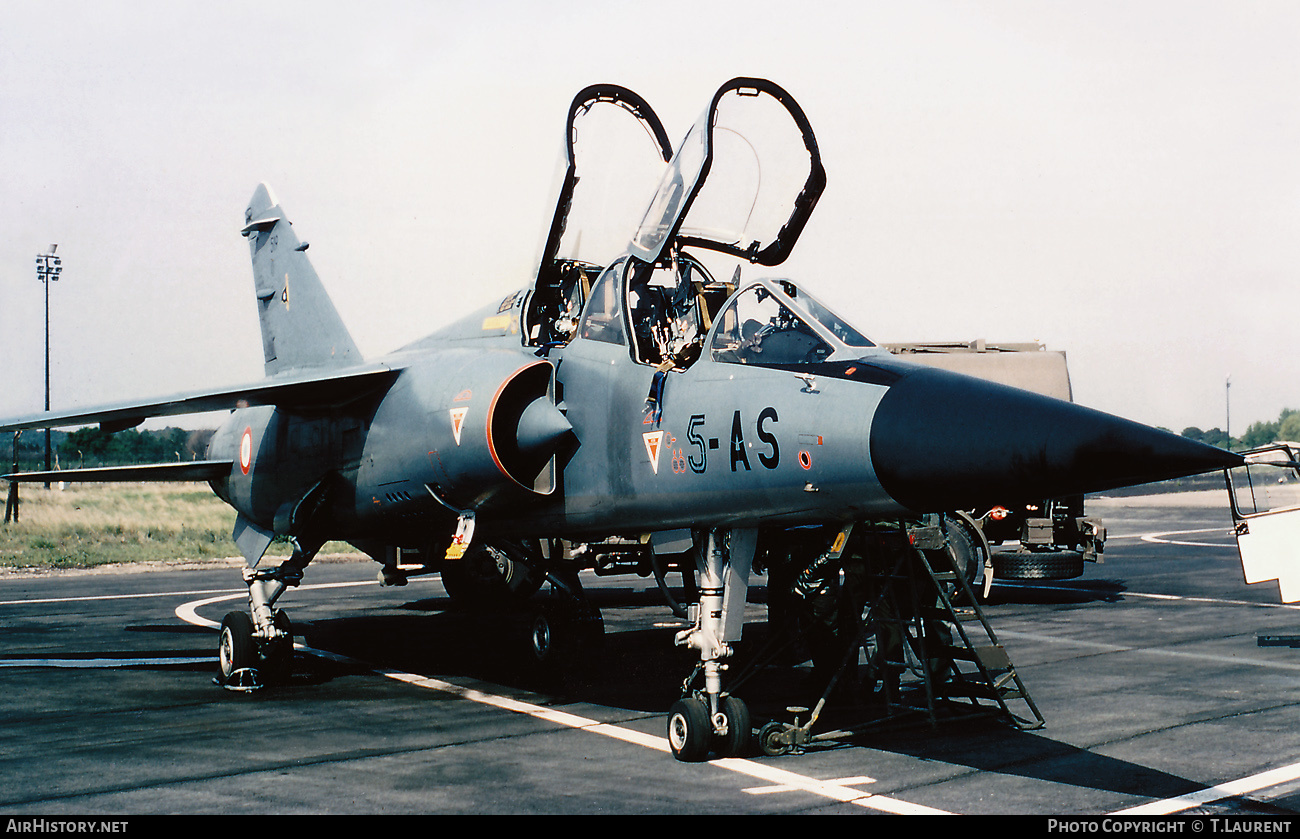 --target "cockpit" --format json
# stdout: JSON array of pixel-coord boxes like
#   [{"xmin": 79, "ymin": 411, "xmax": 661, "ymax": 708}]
[
  {"xmin": 710, "ymin": 283, "xmax": 828, "ymax": 366},
  {"xmin": 709, "ymin": 281, "xmax": 875, "ymax": 367},
  {"xmin": 576, "ymin": 253, "xmax": 730, "ymax": 369},
  {"xmin": 528, "ymin": 78, "xmax": 847, "ymax": 371},
  {"xmin": 577, "ymin": 256, "xmax": 876, "ymax": 371}
]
